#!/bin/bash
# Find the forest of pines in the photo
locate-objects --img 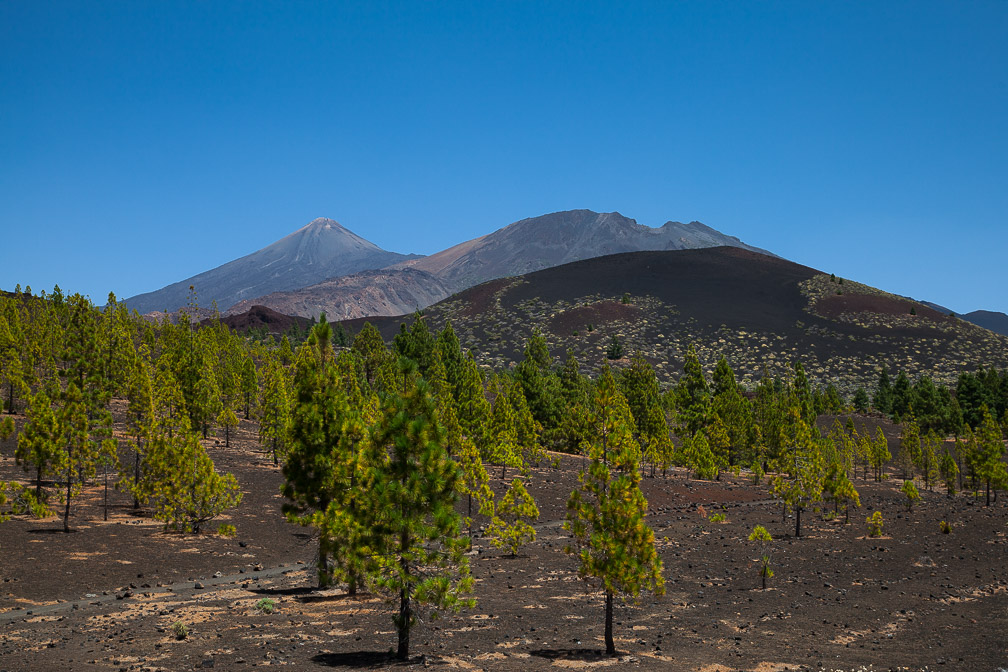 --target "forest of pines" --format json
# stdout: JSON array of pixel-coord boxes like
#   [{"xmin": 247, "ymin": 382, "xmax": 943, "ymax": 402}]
[{"xmin": 0, "ymin": 284, "xmax": 1006, "ymax": 661}]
